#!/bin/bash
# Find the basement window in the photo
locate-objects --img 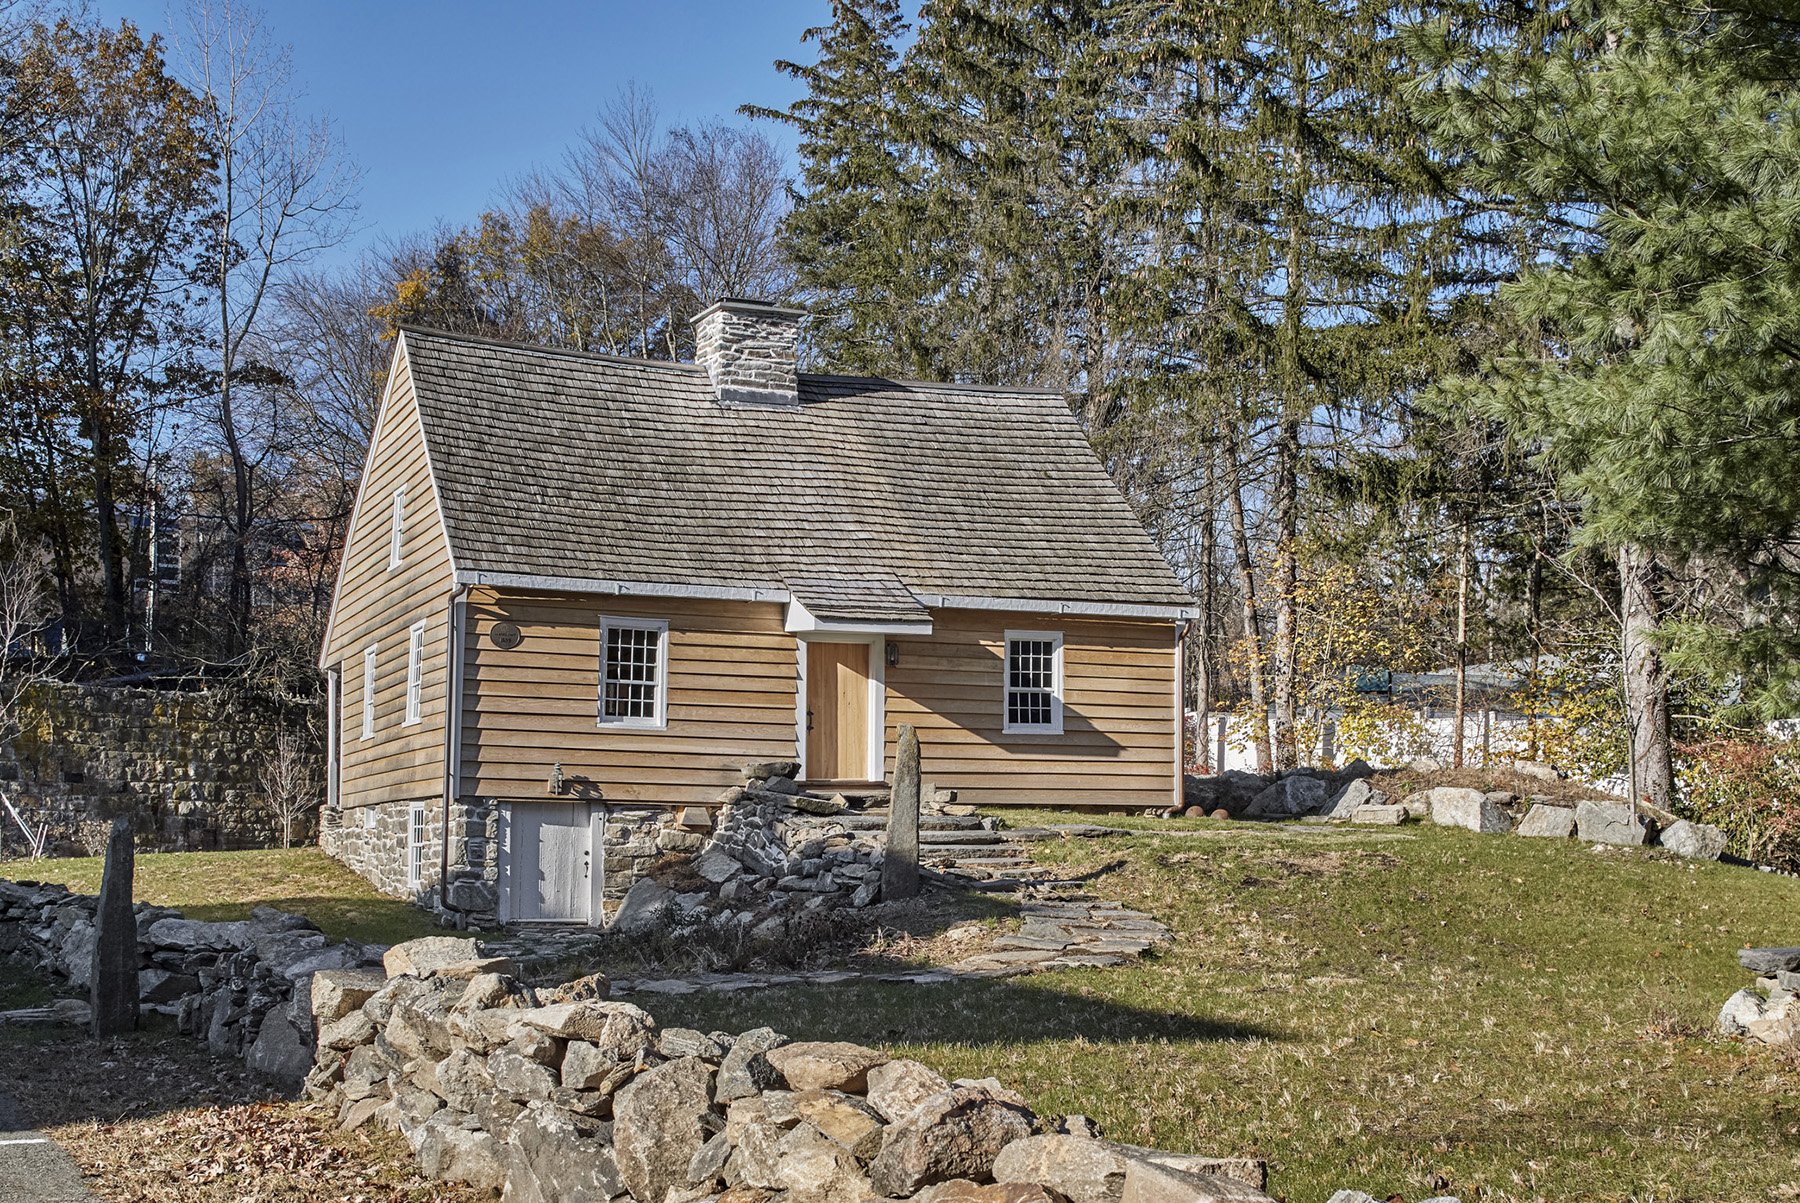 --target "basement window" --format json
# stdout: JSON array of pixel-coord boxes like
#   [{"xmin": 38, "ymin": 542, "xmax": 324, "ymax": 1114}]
[
  {"xmin": 404, "ymin": 621, "xmax": 425, "ymax": 726},
  {"xmin": 407, "ymin": 803, "xmax": 427, "ymax": 887},
  {"xmin": 599, "ymin": 616, "xmax": 668, "ymax": 728},
  {"xmin": 1003, "ymin": 631, "xmax": 1064, "ymax": 735}
]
